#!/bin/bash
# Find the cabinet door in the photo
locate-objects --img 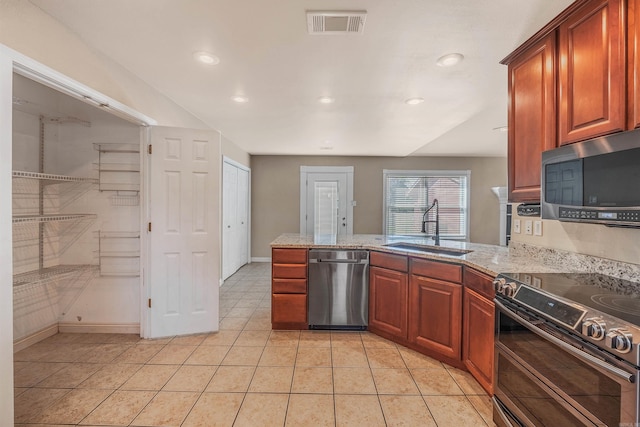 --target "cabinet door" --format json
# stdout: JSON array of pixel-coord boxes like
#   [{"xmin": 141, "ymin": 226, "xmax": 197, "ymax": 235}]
[
  {"xmin": 369, "ymin": 266, "xmax": 408, "ymax": 339},
  {"xmin": 558, "ymin": 0, "xmax": 625, "ymax": 145},
  {"xmin": 463, "ymin": 288, "xmax": 495, "ymax": 395},
  {"xmin": 272, "ymin": 294, "xmax": 307, "ymax": 325},
  {"xmin": 628, "ymin": 0, "xmax": 640, "ymax": 129},
  {"xmin": 409, "ymin": 275, "xmax": 462, "ymax": 360},
  {"xmin": 507, "ymin": 34, "xmax": 556, "ymax": 202}
]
